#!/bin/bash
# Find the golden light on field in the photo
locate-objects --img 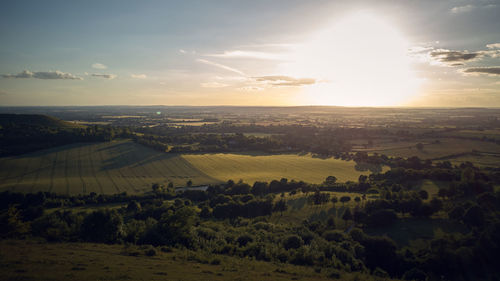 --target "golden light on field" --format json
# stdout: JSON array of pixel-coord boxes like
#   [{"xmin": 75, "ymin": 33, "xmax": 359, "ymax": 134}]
[{"xmin": 286, "ymin": 11, "xmax": 421, "ymax": 106}]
